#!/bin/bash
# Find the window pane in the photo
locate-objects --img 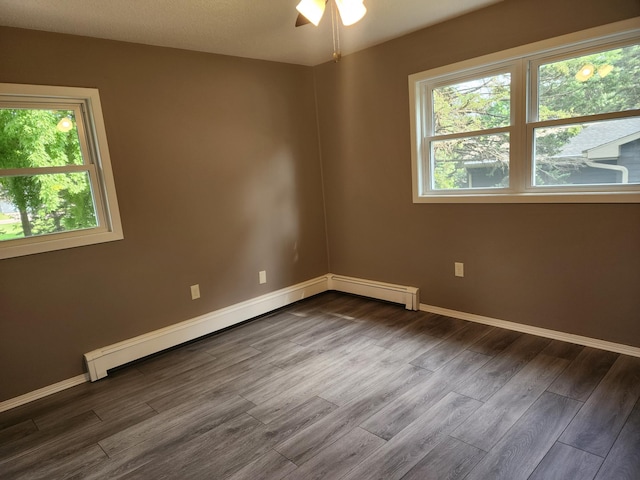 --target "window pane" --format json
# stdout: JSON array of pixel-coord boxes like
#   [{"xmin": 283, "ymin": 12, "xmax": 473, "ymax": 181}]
[
  {"xmin": 0, "ymin": 172, "xmax": 98, "ymax": 241},
  {"xmin": 538, "ymin": 43, "xmax": 640, "ymax": 121},
  {"xmin": 431, "ymin": 133, "xmax": 510, "ymax": 190},
  {"xmin": 533, "ymin": 117, "xmax": 640, "ymax": 186},
  {"xmin": 432, "ymin": 73, "xmax": 511, "ymax": 135},
  {"xmin": 0, "ymin": 108, "xmax": 83, "ymax": 169}
]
